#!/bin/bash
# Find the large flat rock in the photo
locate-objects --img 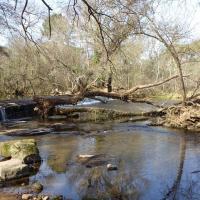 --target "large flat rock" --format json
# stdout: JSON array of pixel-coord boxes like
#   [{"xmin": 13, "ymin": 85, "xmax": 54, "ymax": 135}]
[
  {"xmin": 0, "ymin": 139, "xmax": 41, "ymax": 164},
  {"xmin": 0, "ymin": 139, "xmax": 41, "ymax": 182},
  {"xmin": 0, "ymin": 159, "xmax": 30, "ymax": 181},
  {"xmin": 0, "ymin": 98, "xmax": 36, "ymax": 120}
]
